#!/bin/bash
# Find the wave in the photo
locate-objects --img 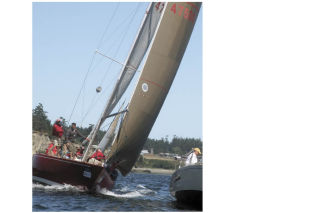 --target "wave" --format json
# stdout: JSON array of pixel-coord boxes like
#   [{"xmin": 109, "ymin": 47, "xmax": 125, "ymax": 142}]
[
  {"xmin": 97, "ymin": 184, "xmax": 156, "ymax": 198},
  {"xmin": 32, "ymin": 183, "xmax": 86, "ymax": 192}
]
